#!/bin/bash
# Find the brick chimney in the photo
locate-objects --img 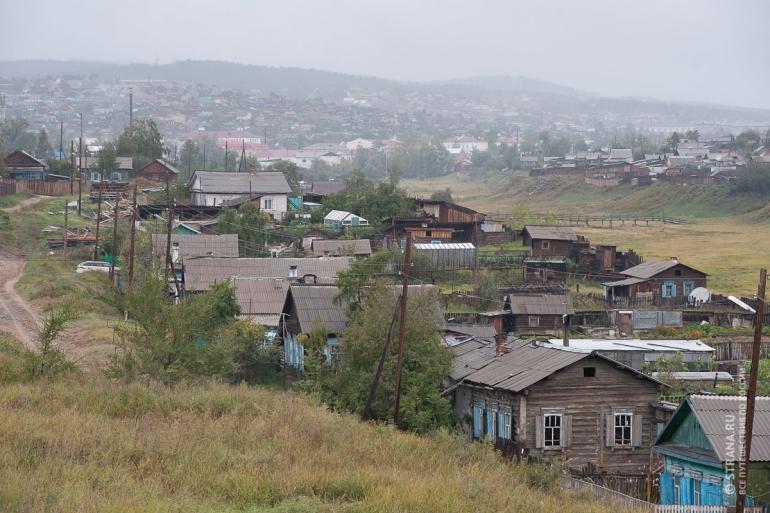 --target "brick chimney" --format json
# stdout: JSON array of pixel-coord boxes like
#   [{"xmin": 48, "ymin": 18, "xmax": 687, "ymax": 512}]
[{"xmin": 495, "ymin": 332, "xmax": 508, "ymax": 356}]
